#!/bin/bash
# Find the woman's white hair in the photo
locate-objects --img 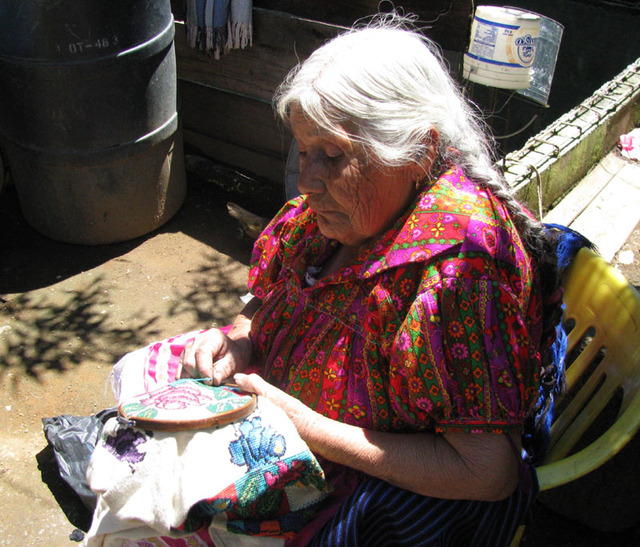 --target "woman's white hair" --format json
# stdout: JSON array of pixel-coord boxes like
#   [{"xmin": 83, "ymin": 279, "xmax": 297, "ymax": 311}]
[
  {"xmin": 274, "ymin": 16, "xmax": 492, "ymax": 173},
  {"xmin": 273, "ymin": 15, "xmax": 550, "ymax": 262}
]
